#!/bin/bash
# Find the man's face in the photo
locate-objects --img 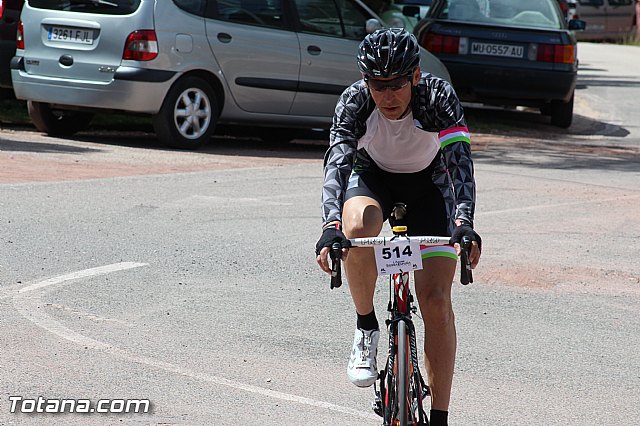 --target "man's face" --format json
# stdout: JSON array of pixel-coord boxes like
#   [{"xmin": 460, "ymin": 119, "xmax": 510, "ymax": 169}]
[{"xmin": 366, "ymin": 68, "xmax": 420, "ymax": 120}]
